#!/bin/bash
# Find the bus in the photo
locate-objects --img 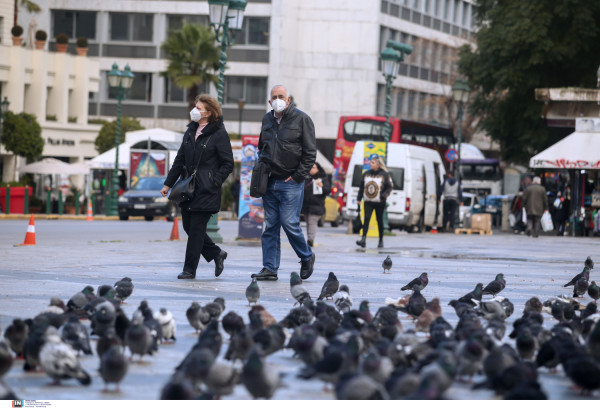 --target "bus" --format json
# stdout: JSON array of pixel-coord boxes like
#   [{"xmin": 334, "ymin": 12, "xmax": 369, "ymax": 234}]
[{"xmin": 331, "ymin": 115, "xmax": 454, "ymax": 211}]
